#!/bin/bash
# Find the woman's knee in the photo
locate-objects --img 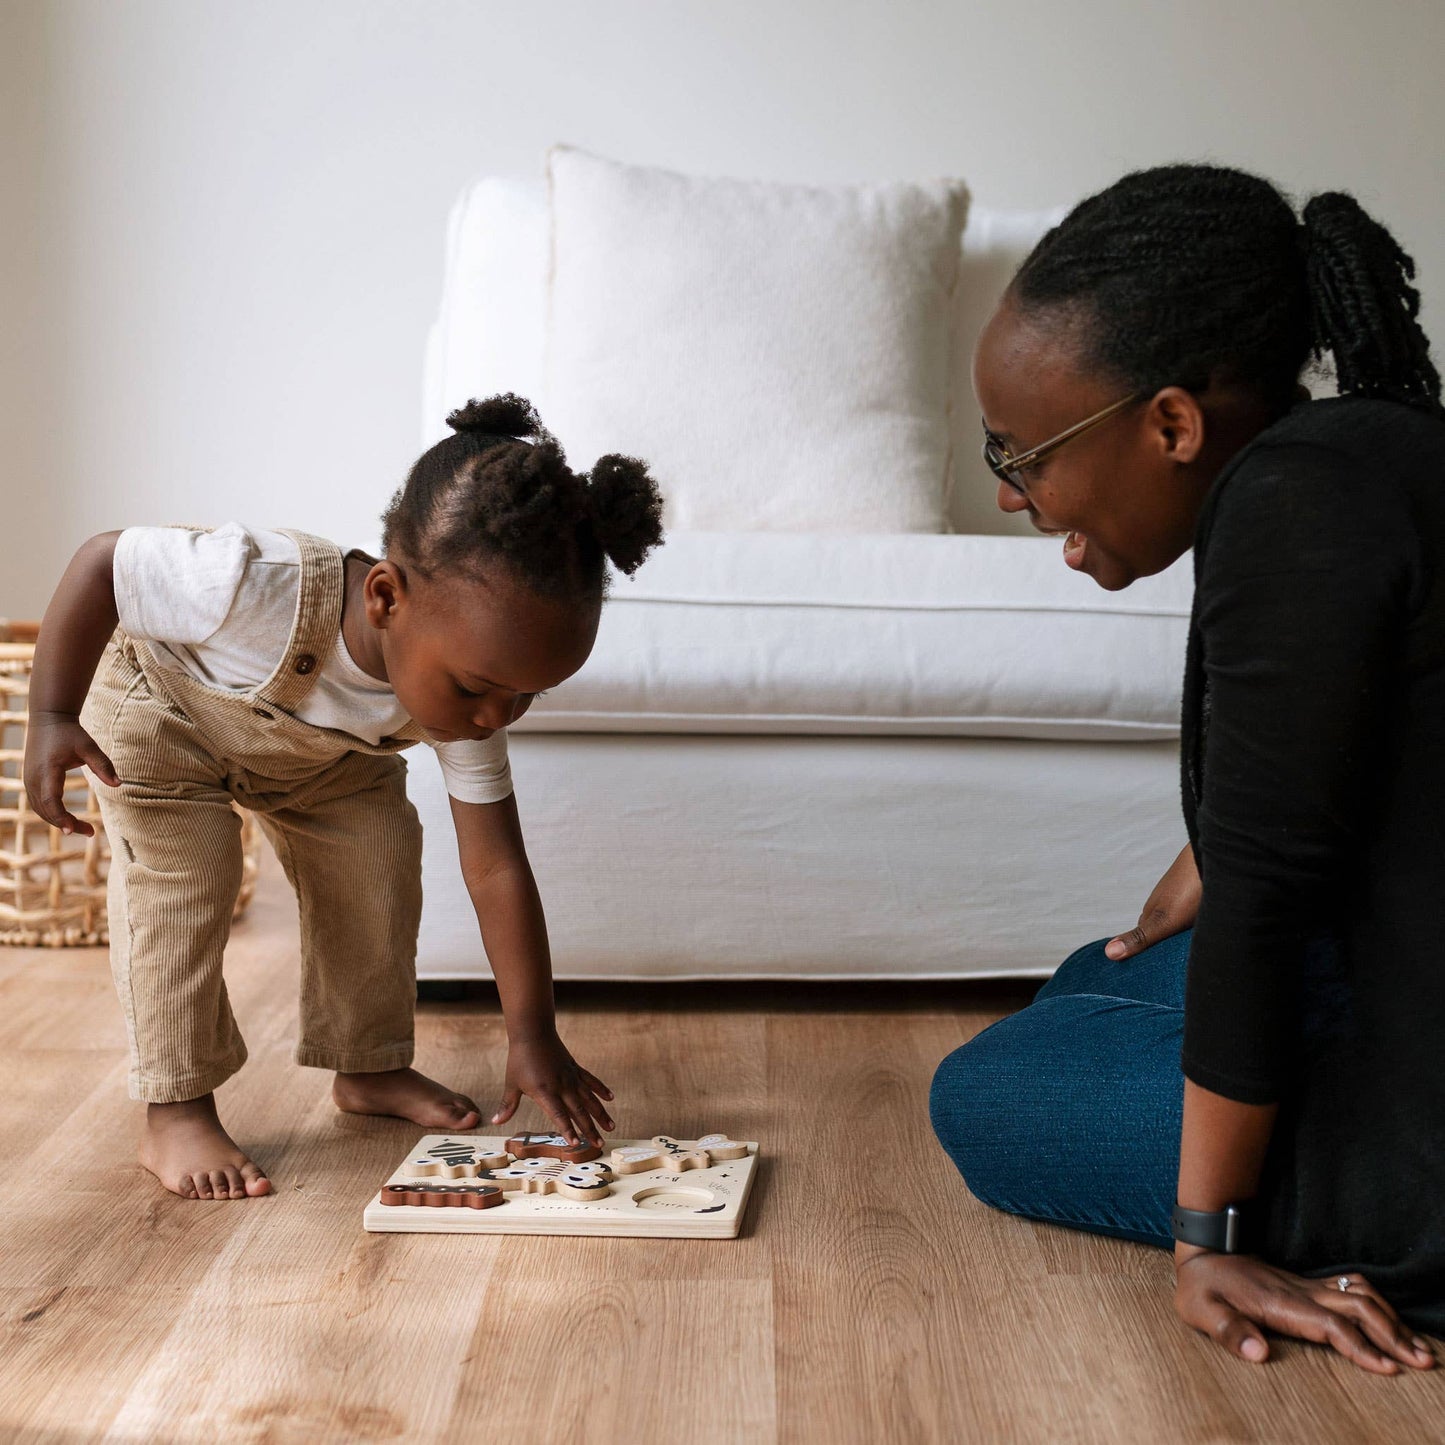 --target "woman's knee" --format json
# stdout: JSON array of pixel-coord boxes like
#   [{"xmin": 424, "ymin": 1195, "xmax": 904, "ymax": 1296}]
[{"xmin": 929, "ymin": 1022, "xmax": 1039, "ymax": 1210}]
